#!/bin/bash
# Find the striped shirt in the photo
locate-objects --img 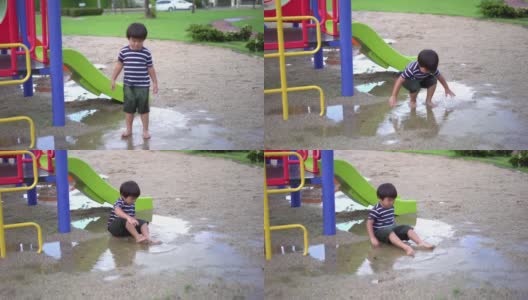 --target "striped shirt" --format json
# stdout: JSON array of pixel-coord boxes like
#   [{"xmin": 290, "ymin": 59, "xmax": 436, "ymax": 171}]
[
  {"xmin": 368, "ymin": 203, "xmax": 395, "ymax": 231},
  {"xmin": 401, "ymin": 61, "xmax": 440, "ymax": 80},
  {"xmin": 118, "ymin": 46, "xmax": 153, "ymax": 87},
  {"xmin": 108, "ymin": 197, "xmax": 136, "ymax": 226}
]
